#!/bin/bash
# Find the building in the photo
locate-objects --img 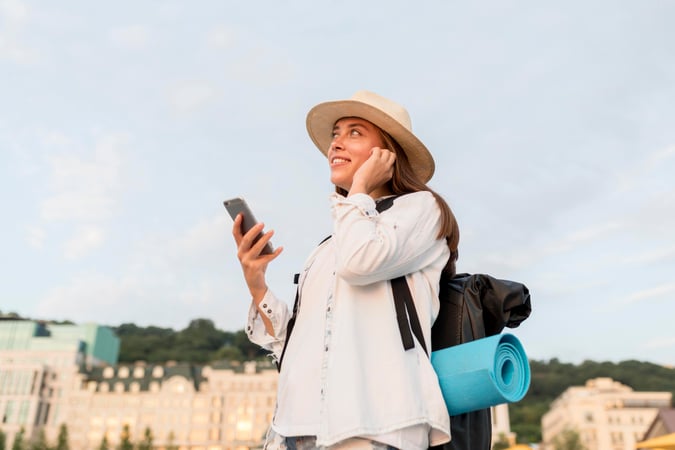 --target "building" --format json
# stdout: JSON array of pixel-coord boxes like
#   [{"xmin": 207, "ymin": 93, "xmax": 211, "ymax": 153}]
[
  {"xmin": 641, "ymin": 407, "xmax": 675, "ymax": 440},
  {"xmin": 0, "ymin": 319, "xmax": 278, "ymax": 450},
  {"xmin": 541, "ymin": 377, "xmax": 672, "ymax": 450},
  {"xmin": 492, "ymin": 403, "xmax": 517, "ymax": 445},
  {"xmin": 68, "ymin": 360, "xmax": 277, "ymax": 450},
  {"xmin": 0, "ymin": 319, "xmax": 120, "ymax": 448}
]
